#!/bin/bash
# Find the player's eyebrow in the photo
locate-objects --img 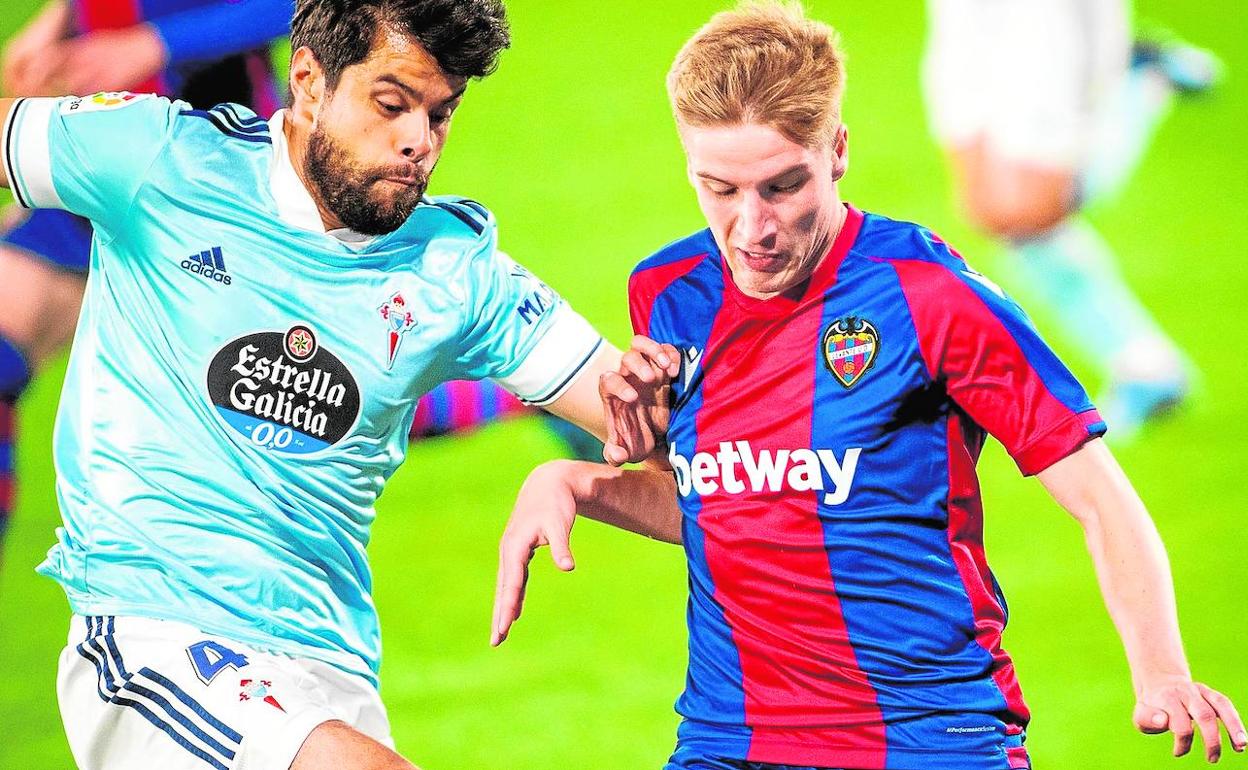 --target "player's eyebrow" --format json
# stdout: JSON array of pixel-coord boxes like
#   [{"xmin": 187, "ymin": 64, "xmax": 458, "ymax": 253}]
[
  {"xmin": 696, "ymin": 163, "xmax": 809, "ymax": 187},
  {"xmin": 376, "ymin": 74, "xmax": 467, "ymax": 106}
]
